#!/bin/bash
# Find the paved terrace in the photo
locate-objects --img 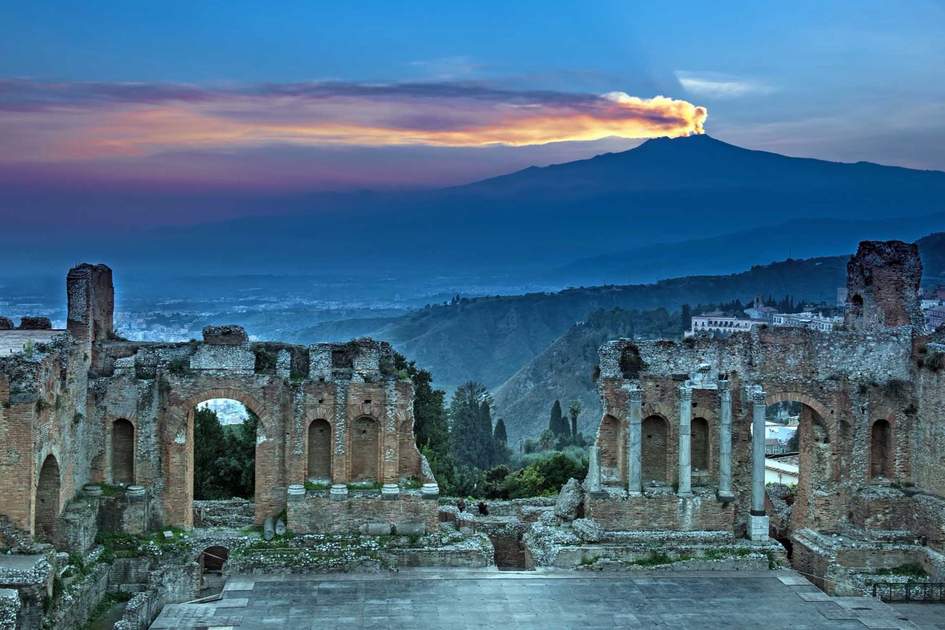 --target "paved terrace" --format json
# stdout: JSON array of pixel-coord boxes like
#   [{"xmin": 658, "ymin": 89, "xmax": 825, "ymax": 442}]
[
  {"xmin": 0, "ymin": 330, "xmax": 65, "ymax": 356},
  {"xmin": 151, "ymin": 568, "xmax": 941, "ymax": 629}
]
